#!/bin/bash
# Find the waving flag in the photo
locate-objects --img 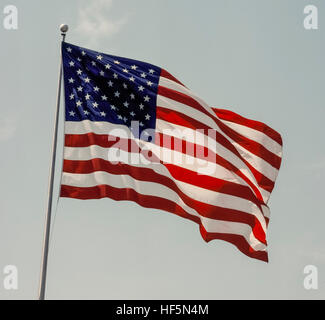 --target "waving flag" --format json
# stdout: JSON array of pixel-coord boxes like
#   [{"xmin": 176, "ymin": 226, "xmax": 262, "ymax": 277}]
[{"xmin": 60, "ymin": 42, "xmax": 283, "ymax": 262}]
